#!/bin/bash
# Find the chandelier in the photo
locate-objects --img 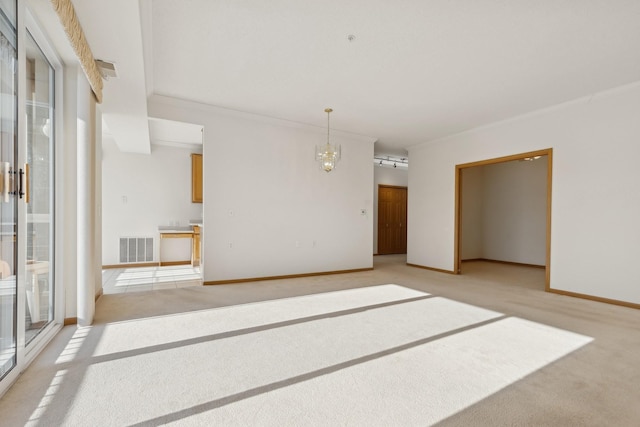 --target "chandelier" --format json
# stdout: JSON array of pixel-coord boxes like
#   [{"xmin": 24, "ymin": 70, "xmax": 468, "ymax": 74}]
[{"xmin": 316, "ymin": 108, "xmax": 341, "ymax": 172}]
